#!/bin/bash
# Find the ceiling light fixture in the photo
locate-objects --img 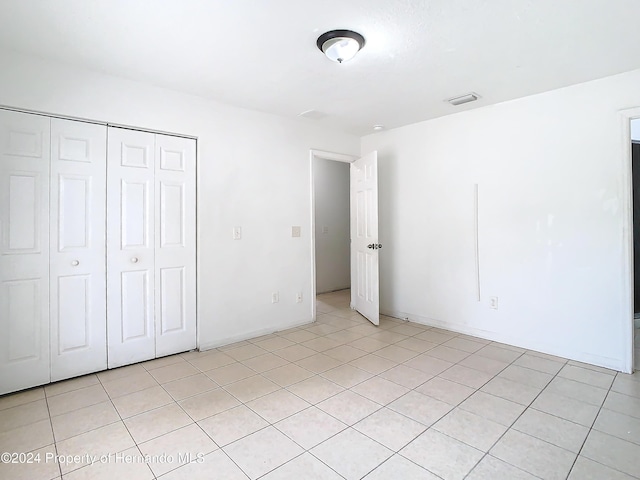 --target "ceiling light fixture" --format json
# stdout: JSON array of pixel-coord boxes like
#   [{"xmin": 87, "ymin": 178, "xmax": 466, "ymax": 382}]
[
  {"xmin": 373, "ymin": 125, "xmax": 385, "ymax": 131},
  {"xmin": 448, "ymin": 93, "xmax": 479, "ymax": 106},
  {"xmin": 317, "ymin": 30, "xmax": 365, "ymax": 63}
]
